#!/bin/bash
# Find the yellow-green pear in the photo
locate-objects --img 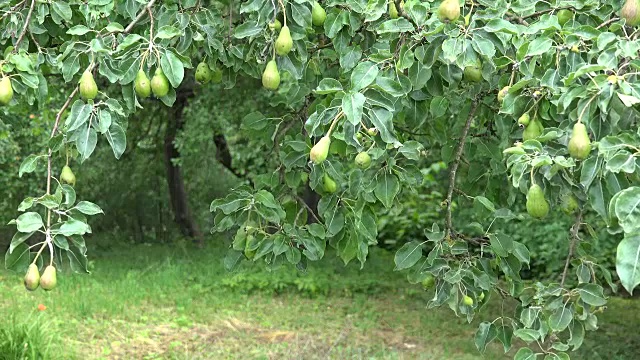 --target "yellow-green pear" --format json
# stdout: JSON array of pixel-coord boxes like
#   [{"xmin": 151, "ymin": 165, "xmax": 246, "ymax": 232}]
[
  {"xmin": 498, "ymin": 86, "xmax": 510, "ymax": 103},
  {"xmin": 463, "ymin": 65, "xmax": 482, "ymax": 82},
  {"xmin": 0, "ymin": 76, "xmax": 13, "ymax": 105},
  {"xmin": 557, "ymin": 9, "xmax": 573, "ymax": 26},
  {"xmin": 567, "ymin": 122, "xmax": 592, "ymax": 160},
  {"xmin": 526, "ymin": 184, "xmax": 549, "ymax": 219},
  {"xmin": 151, "ymin": 68, "xmax": 170, "ymax": 97},
  {"xmin": 275, "ymin": 26, "xmax": 293, "ymax": 56},
  {"xmin": 438, "ymin": 0, "xmax": 460, "ymax": 22},
  {"xmin": 40, "ymin": 265, "xmax": 57, "ymax": 291},
  {"xmin": 518, "ymin": 113, "xmax": 530, "ymax": 126},
  {"xmin": 355, "ymin": 152, "xmax": 371, "ymax": 169},
  {"xmin": 312, "ymin": 2, "xmax": 327, "ymax": 27},
  {"xmin": 310, "ymin": 136, "xmax": 331, "ymax": 164},
  {"xmin": 560, "ymin": 193, "xmax": 579, "ymax": 215},
  {"xmin": 389, "ymin": 1, "xmax": 399, "ymax": 19},
  {"xmin": 24, "ymin": 264, "xmax": 40, "ymax": 291},
  {"xmin": 60, "ymin": 165, "xmax": 76, "ymax": 186},
  {"xmin": 621, "ymin": 0, "xmax": 640, "ymax": 26},
  {"xmin": 262, "ymin": 60, "xmax": 280, "ymax": 90},
  {"xmin": 79, "ymin": 70, "xmax": 98, "ymax": 100},
  {"xmin": 269, "ymin": 19, "xmax": 282, "ymax": 32},
  {"xmin": 134, "ymin": 70, "xmax": 151, "ymax": 98},
  {"xmin": 463, "ymin": 295, "xmax": 474, "ymax": 306}
]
